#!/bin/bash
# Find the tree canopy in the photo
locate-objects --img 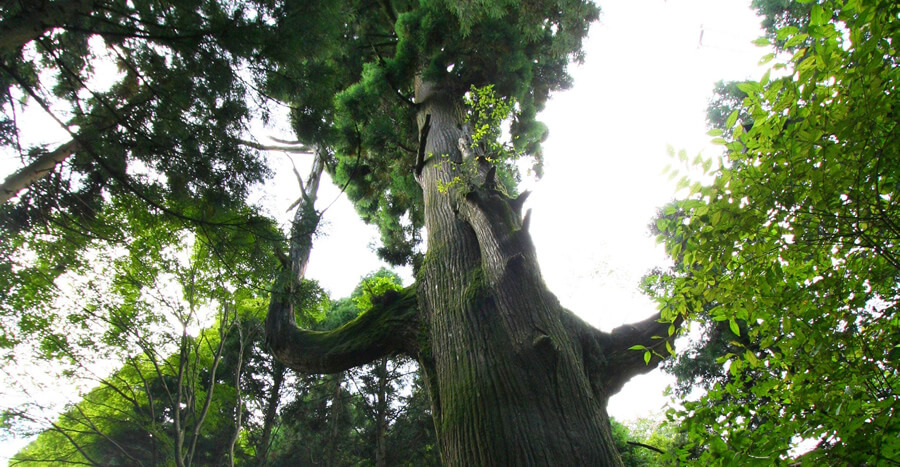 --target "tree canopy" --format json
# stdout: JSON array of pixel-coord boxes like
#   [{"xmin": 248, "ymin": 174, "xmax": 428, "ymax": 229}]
[
  {"xmin": 4, "ymin": 0, "xmax": 897, "ymax": 464},
  {"xmin": 649, "ymin": 0, "xmax": 899, "ymax": 463}
]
